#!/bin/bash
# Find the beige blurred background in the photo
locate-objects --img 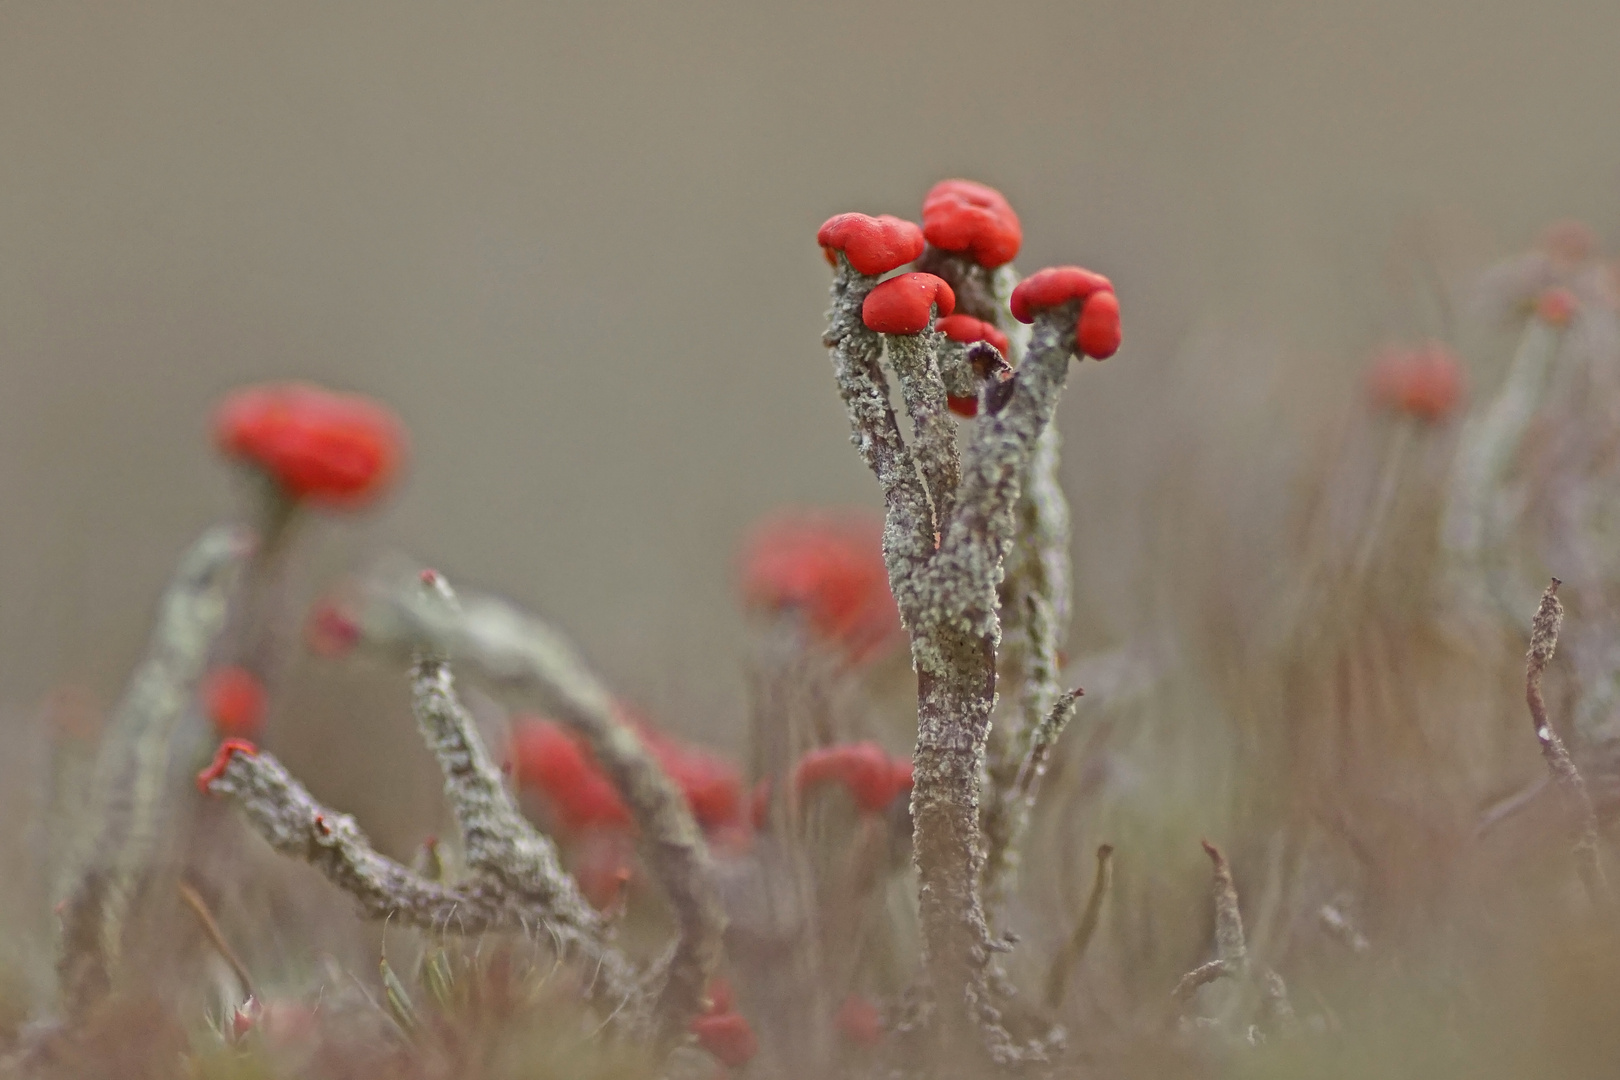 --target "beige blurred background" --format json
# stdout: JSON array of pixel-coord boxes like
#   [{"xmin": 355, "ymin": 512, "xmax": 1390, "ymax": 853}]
[{"xmin": 2, "ymin": 0, "xmax": 1618, "ymax": 798}]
